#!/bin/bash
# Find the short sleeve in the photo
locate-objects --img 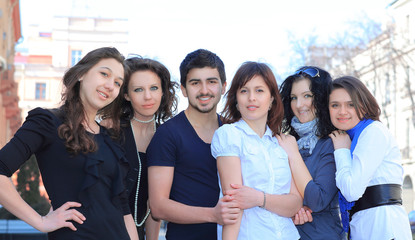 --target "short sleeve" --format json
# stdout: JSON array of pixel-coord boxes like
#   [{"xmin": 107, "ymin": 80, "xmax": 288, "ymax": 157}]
[
  {"xmin": 0, "ymin": 108, "xmax": 56, "ymax": 176},
  {"xmin": 211, "ymin": 124, "xmax": 241, "ymax": 159},
  {"xmin": 147, "ymin": 123, "xmax": 176, "ymax": 167}
]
